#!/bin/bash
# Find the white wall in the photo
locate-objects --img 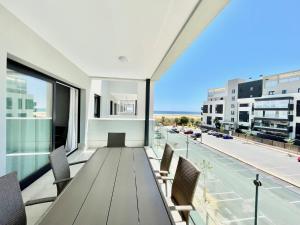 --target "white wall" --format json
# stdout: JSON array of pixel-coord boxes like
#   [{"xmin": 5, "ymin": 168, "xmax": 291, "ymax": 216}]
[{"xmin": 0, "ymin": 5, "xmax": 91, "ymax": 175}]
